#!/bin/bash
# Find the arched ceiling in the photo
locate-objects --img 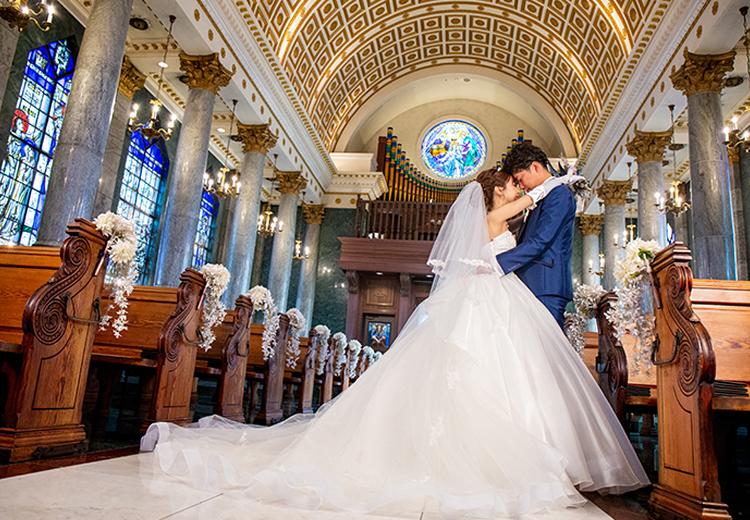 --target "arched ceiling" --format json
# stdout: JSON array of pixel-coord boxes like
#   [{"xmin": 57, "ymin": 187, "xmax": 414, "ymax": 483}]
[{"xmin": 240, "ymin": 0, "xmax": 659, "ymax": 154}]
